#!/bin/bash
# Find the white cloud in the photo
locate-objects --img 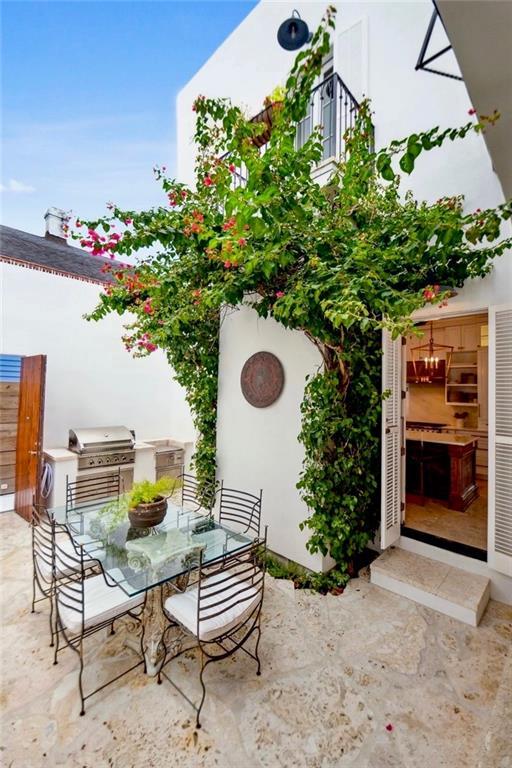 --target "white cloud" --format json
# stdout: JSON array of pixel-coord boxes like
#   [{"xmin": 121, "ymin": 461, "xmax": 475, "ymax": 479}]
[{"xmin": 1, "ymin": 178, "xmax": 36, "ymax": 193}]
